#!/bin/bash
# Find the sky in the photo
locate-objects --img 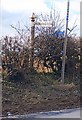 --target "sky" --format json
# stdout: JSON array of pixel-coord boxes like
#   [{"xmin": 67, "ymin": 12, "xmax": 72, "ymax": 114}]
[{"xmin": 0, "ymin": 0, "xmax": 81, "ymax": 38}]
